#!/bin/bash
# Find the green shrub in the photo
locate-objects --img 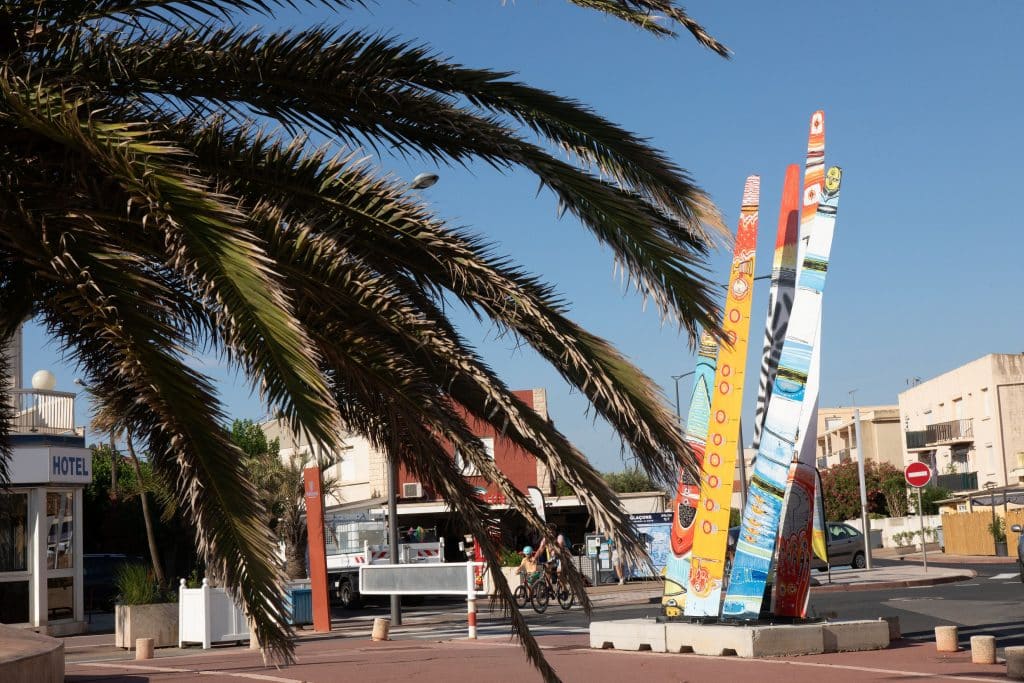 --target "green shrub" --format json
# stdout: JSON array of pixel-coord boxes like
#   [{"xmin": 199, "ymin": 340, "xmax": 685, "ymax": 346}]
[
  {"xmin": 115, "ymin": 563, "xmax": 160, "ymax": 605},
  {"xmin": 499, "ymin": 547, "xmax": 524, "ymax": 567},
  {"xmin": 988, "ymin": 517, "xmax": 1006, "ymax": 543}
]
